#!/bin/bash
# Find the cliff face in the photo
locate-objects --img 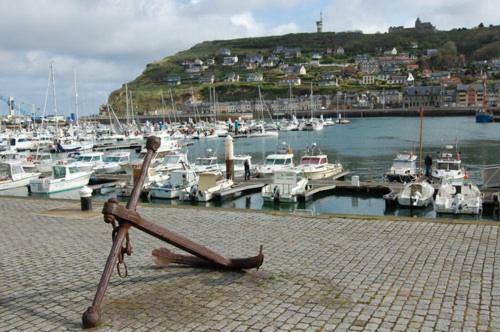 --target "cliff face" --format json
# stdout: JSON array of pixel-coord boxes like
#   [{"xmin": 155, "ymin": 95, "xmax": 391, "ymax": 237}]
[{"xmin": 107, "ymin": 26, "xmax": 500, "ymax": 114}]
